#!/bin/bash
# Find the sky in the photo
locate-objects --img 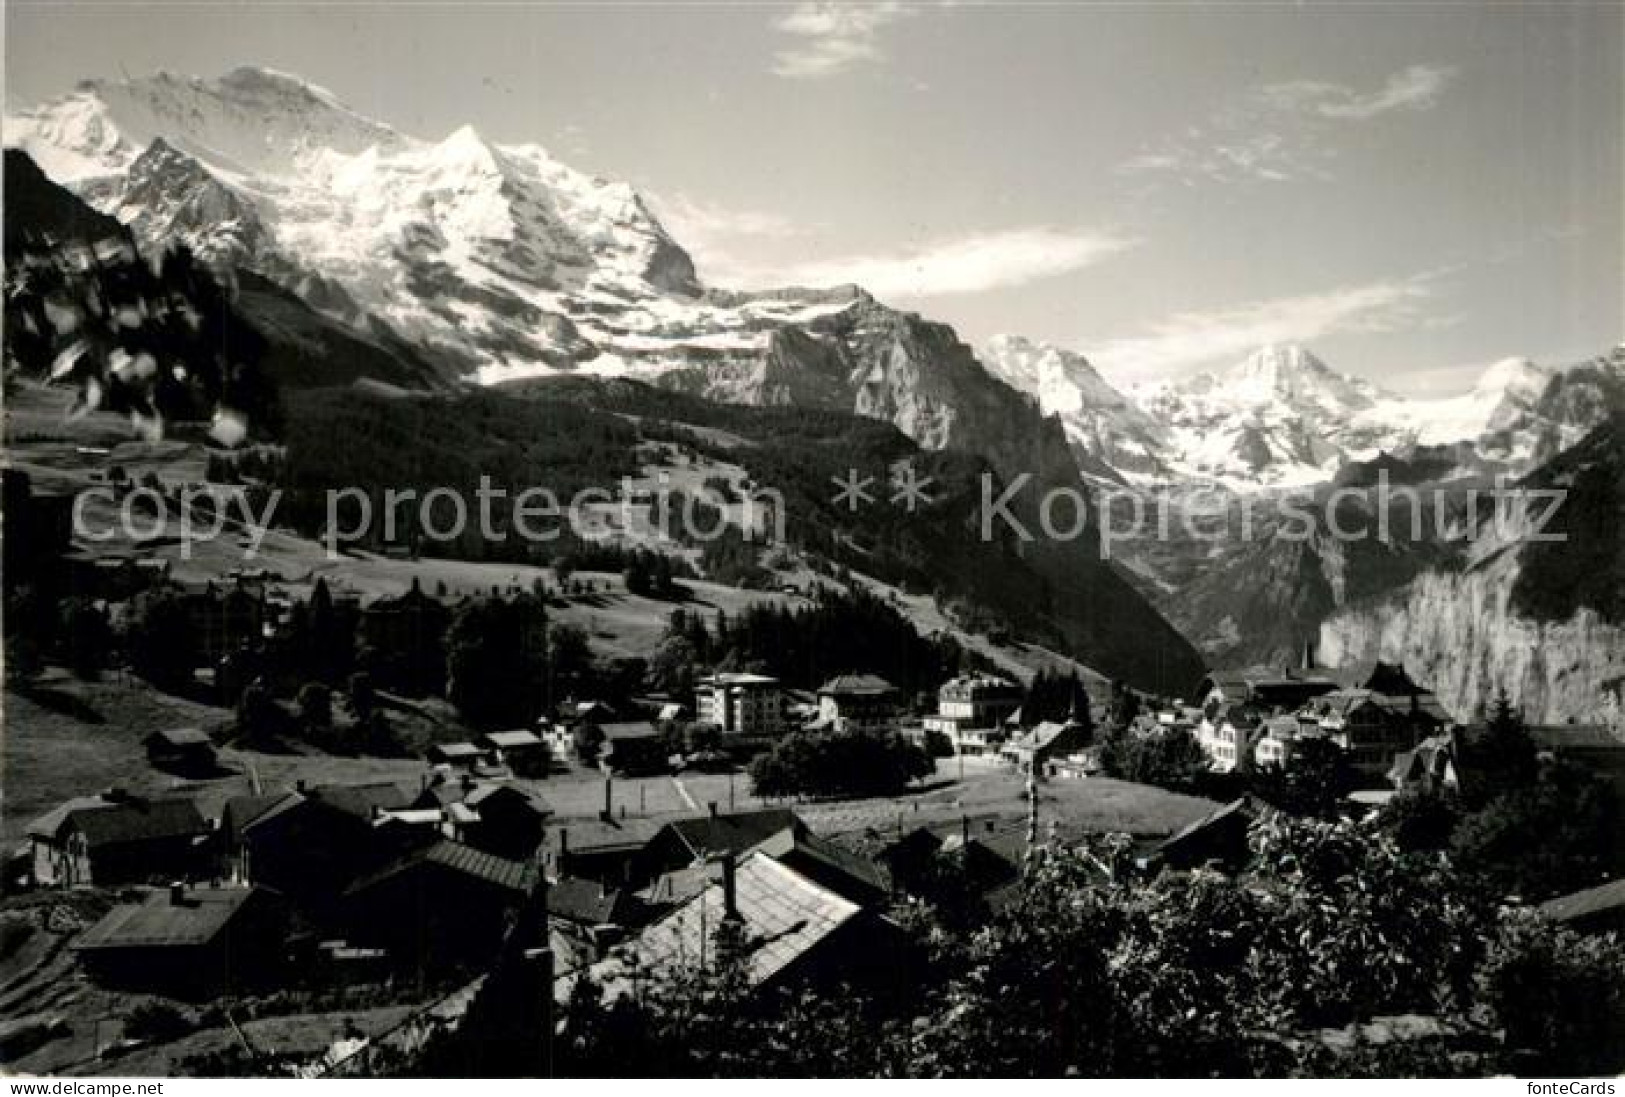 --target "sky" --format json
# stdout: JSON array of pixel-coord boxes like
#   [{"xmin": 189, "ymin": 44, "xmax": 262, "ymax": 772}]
[{"xmin": 7, "ymin": 2, "xmax": 1621, "ymax": 394}]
